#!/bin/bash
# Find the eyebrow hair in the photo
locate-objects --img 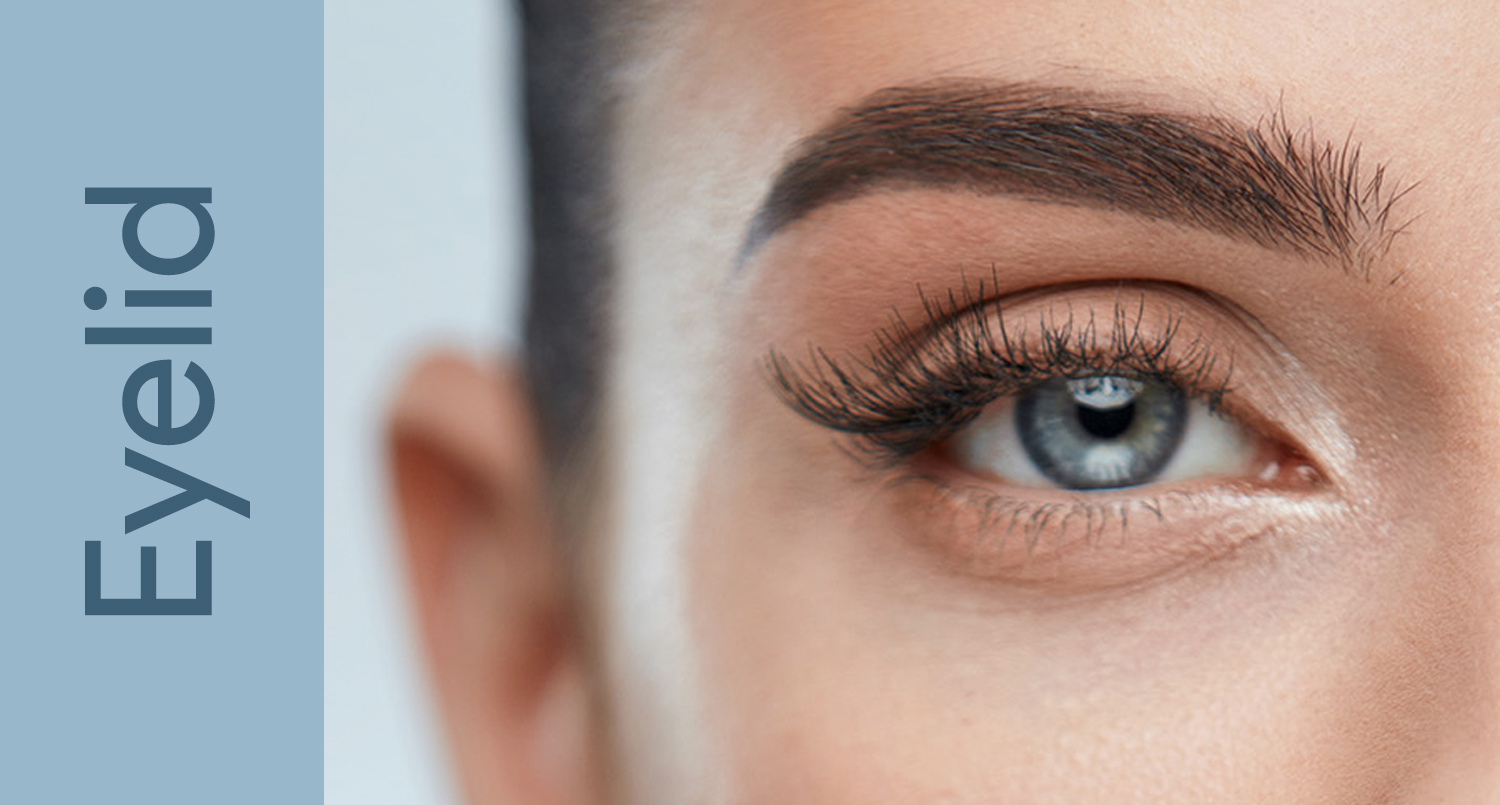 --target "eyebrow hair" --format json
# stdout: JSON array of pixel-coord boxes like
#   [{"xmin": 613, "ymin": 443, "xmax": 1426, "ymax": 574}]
[{"xmin": 744, "ymin": 82, "xmax": 1408, "ymax": 272}]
